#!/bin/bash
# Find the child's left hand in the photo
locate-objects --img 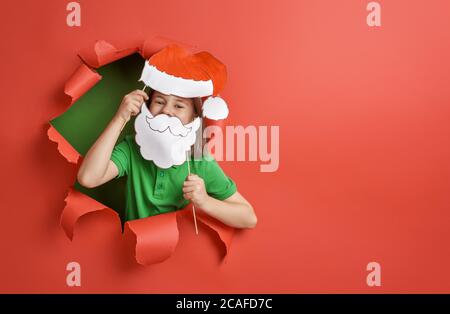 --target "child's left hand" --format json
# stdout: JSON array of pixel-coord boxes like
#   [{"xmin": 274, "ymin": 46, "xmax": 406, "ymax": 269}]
[{"xmin": 183, "ymin": 174, "xmax": 209, "ymax": 208}]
